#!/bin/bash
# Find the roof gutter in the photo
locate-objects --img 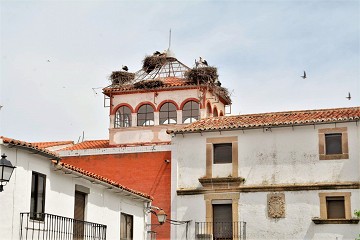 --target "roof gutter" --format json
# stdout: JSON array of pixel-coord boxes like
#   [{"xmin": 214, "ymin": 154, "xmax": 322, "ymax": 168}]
[{"xmin": 52, "ymin": 163, "xmax": 151, "ymax": 203}]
